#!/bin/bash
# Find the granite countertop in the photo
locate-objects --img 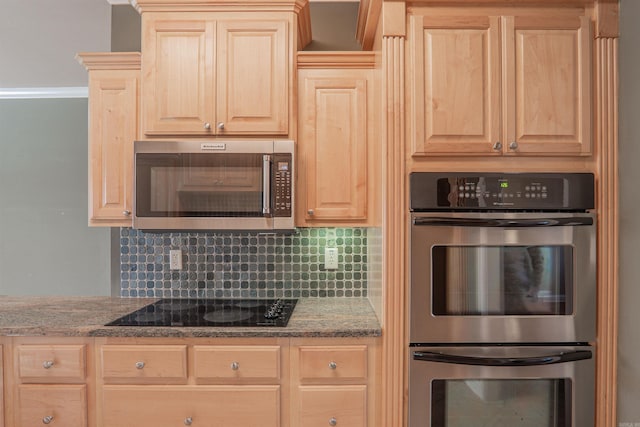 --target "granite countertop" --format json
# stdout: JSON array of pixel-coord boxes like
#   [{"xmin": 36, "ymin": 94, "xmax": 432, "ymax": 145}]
[{"xmin": 0, "ymin": 296, "xmax": 381, "ymax": 338}]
